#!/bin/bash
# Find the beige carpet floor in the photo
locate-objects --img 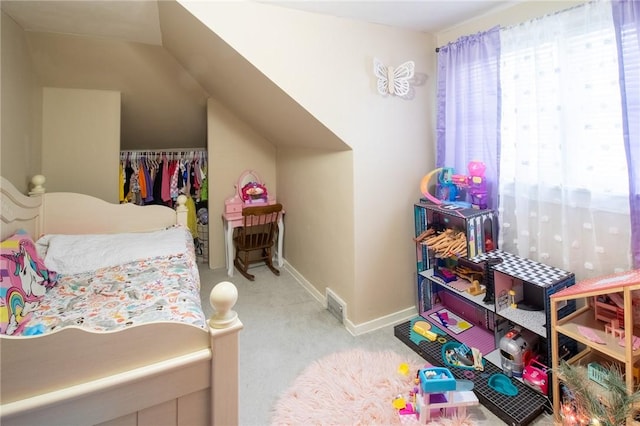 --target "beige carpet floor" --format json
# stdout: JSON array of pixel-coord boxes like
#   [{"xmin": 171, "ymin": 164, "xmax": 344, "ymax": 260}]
[{"xmin": 198, "ymin": 263, "xmax": 555, "ymax": 426}]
